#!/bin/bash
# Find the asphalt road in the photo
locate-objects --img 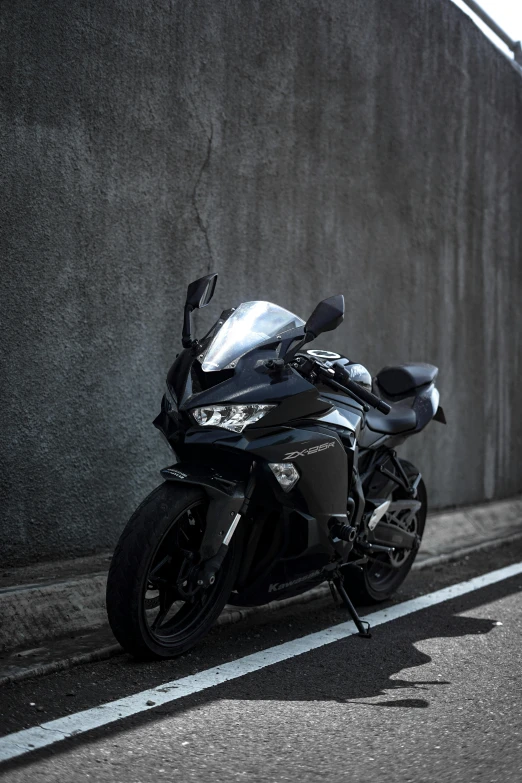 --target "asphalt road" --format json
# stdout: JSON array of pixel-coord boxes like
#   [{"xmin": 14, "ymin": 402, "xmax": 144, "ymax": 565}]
[{"xmin": 1, "ymin": 541, "xmax": 521, "ymax": 782}]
